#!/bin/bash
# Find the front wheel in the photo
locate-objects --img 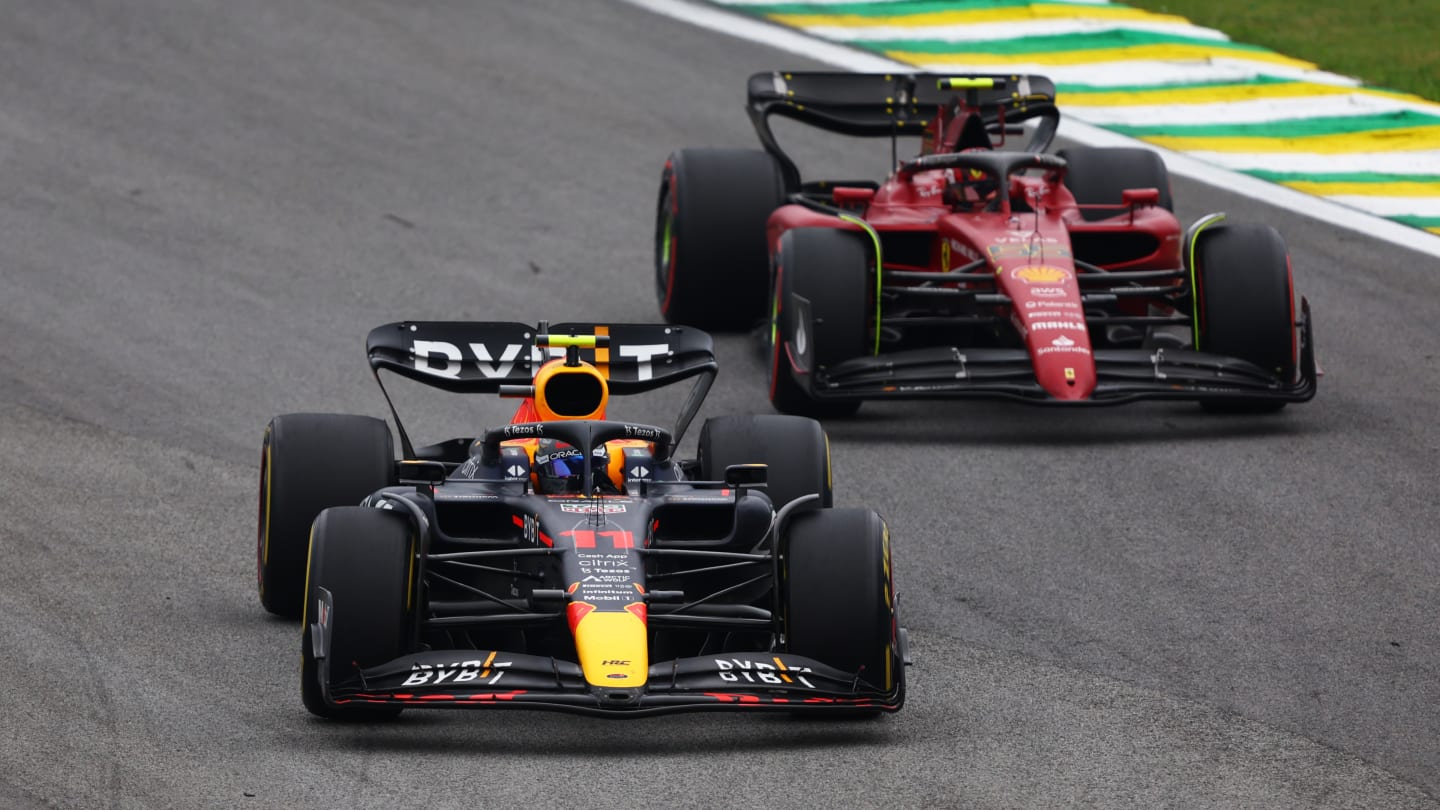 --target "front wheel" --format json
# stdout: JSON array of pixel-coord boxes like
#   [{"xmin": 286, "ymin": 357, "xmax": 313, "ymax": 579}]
[
  {"xmin": 769, "ymin": 228, "xmax": 870, "ymax": 418},
  {"xmin": 782, "ymin": 508, "xmax": 903, "ymax": 707},
  {"xmin": 301, "ymin": 506, "xmax": 415, "ymax": 720},
  {"xmin": 1190, "ymin": 221, "xmax": 1297, "ymax": 413}
]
